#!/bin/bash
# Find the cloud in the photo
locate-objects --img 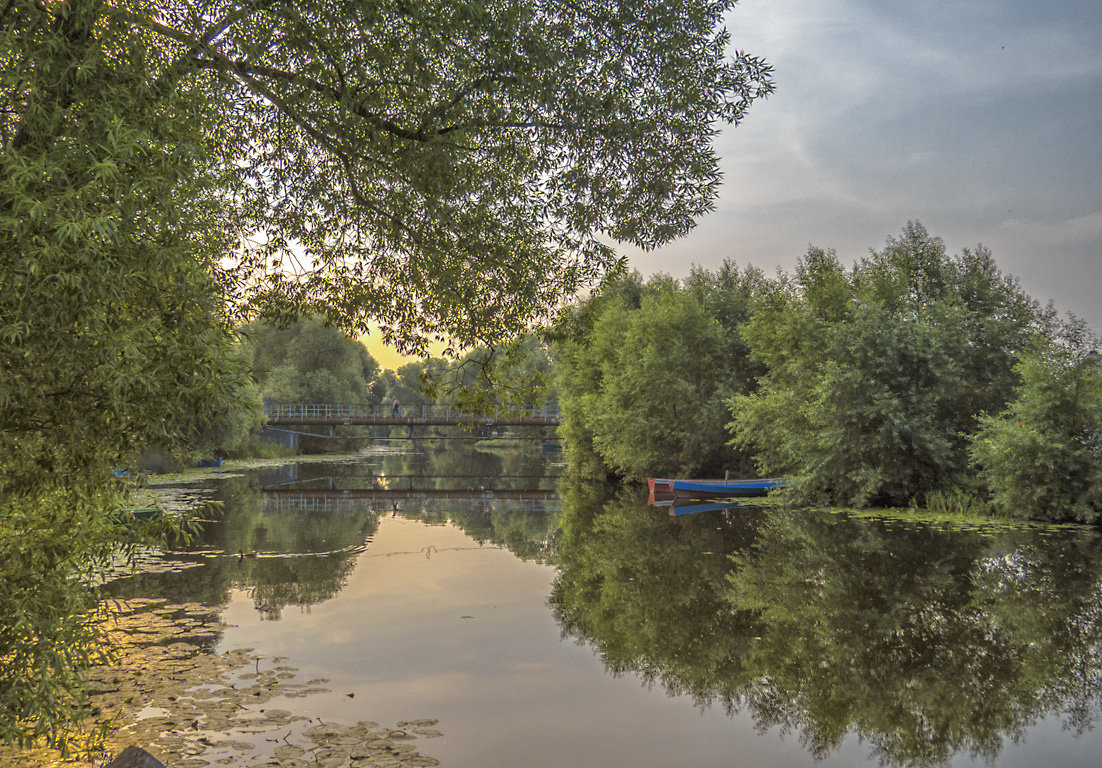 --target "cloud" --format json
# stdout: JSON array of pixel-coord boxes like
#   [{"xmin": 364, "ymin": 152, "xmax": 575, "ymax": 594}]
[
  {"xmin": 999, "ymin": 211, "xmax": 1102, "ymax": 247},
  {"xmin": 640, "ymin": 0, "xmax": 1100, "ymax": 328}
]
